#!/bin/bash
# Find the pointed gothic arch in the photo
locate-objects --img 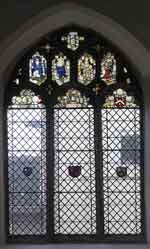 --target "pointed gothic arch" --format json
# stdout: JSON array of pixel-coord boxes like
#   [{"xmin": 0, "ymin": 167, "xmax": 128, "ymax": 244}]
[{"xmin": 0, "ymin": 2, "xmax": 149, "ymax": 245}]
